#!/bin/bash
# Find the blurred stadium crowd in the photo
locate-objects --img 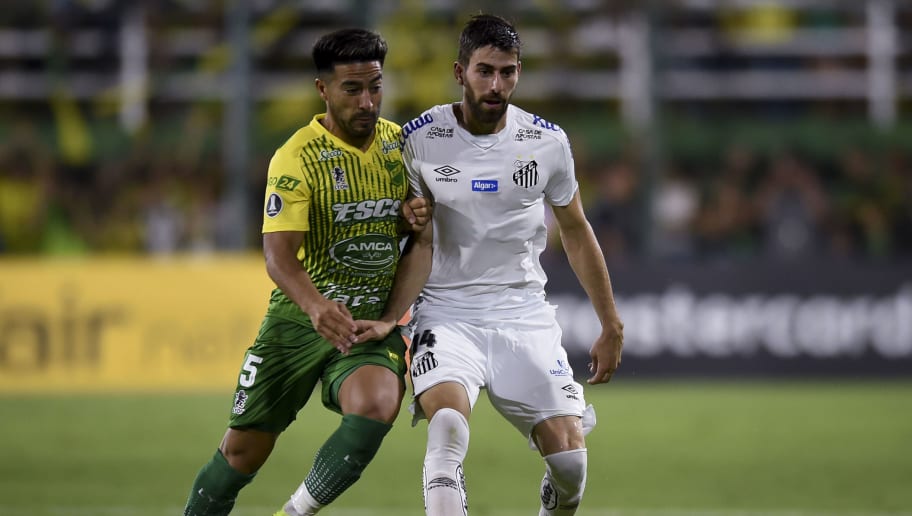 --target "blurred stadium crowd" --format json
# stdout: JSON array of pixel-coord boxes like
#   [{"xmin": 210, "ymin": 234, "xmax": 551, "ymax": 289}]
[
  {"xmin": 1, "ymin": 0, "xmax": 910, "ymax": 264},
  {"xmin": 582, "ymin": 138, "xmax": 912, "ymax": 264},
  {"xmin": 4, "ymin": 115, "xmax": 910, "ymax": 263}
]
